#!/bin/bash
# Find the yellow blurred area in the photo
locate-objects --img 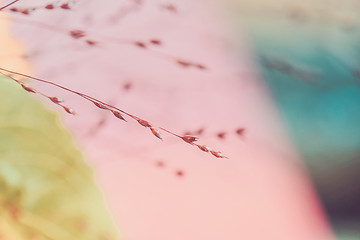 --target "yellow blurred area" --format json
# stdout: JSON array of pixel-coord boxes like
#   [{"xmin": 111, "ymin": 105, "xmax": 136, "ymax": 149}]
[{"xmin": 0, "ymin": 8, "xmax": 31, "ymax": 72}]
